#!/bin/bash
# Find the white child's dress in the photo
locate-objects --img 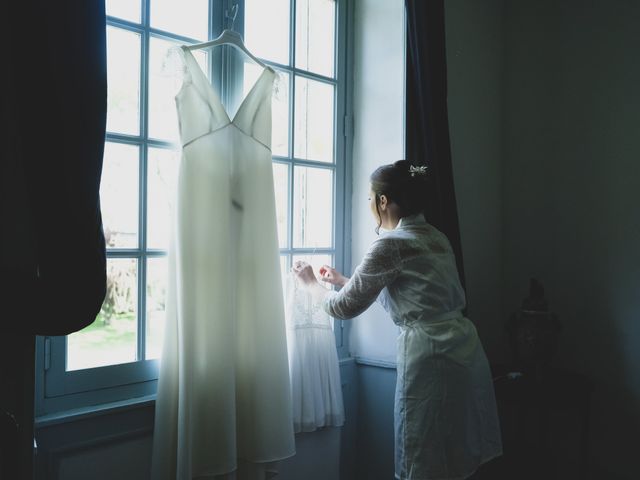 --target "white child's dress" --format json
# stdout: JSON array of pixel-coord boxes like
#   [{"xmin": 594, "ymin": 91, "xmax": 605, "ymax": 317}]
[
  {"xmin": 284, "ymin": 274, "xmax": 345, "ymax": 433},
  {"xmin": 323, "ymin": 213, "xmax": 503, "ymax": 480}
]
